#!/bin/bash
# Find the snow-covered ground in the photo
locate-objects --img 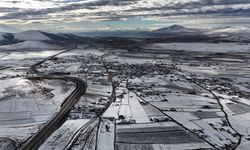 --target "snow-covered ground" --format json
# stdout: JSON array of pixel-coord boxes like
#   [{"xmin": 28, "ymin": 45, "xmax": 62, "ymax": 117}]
[
  {"xmin": 86, "ymin": 84, "xmax": 112, "ymax": 97},
  {"xmin": 164, "ymin": 111, "xmax": 238, "ymax": 148},
  {"xmin": 0, "ymin": 78, "xmax": 75, "ymax": 141},
  {"xmin": 179, "ymin": 65, "xmax": 219, "ymax": 75},
  {"xmin": 0, "ymin": 41, "xmax": 61, "ymax": 51},
  {"xmin": 149, "ymin": 43, "xmax": 250, "ymax": 53},
  {"xmin": 106, "ymin": 55, "xmax": 155, "ymax": 64},
  {"xmin": 0, "ymin": 124, "xmax": 39, "ymax": 142},
  {"xmin": 39, "ymin": 119, "xmax": 90, "ymax": 150},
  {"xmin": 151, "ymin": 143, "xmax": 212, "ymax": 150},
  {"xmin": 97, "ymin": 119, "xmax": 115, "ymax": 150},
  {"xmin": 0, "ymin": 51, "xmax": 59, "ymax": 60},
  {"xmin": 103, "ymin": 90, "xmax": 149, "ymax": 123},
  {"xmin": 237, "ymin": 137, "xmax": 250, "ymax": 150},
  {"xmin": 14, "ymin": 31, "xmax": 51, "ymax": 41},
  {"xmin": 115, "ymin": 121, "xmax": 212, "ymax": 149},
  {"xmin": 149, "ymin": 93, "xmax": 218, "ymax": 110},
  {"xmin": 214, "ymin": 92, "xmax": 250, "ymax": 149}
]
